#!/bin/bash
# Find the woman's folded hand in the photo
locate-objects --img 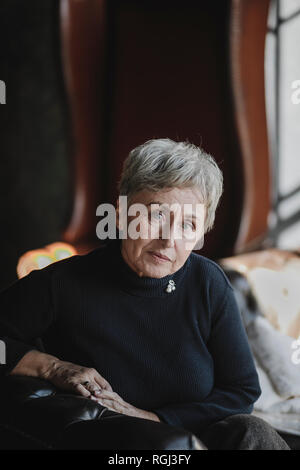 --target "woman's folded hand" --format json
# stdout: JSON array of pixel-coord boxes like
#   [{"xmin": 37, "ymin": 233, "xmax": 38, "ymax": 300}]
[
  {"xmin": 43, "ymin": 358, "xmax": 113, "ymax": 398},
  {"xmin": 90, "ymin": 389, "xmax": 160, "ymax": 422},
  {"xmin": 10, "ymin": 351, "xmax": 159, "ymax": 421}
]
